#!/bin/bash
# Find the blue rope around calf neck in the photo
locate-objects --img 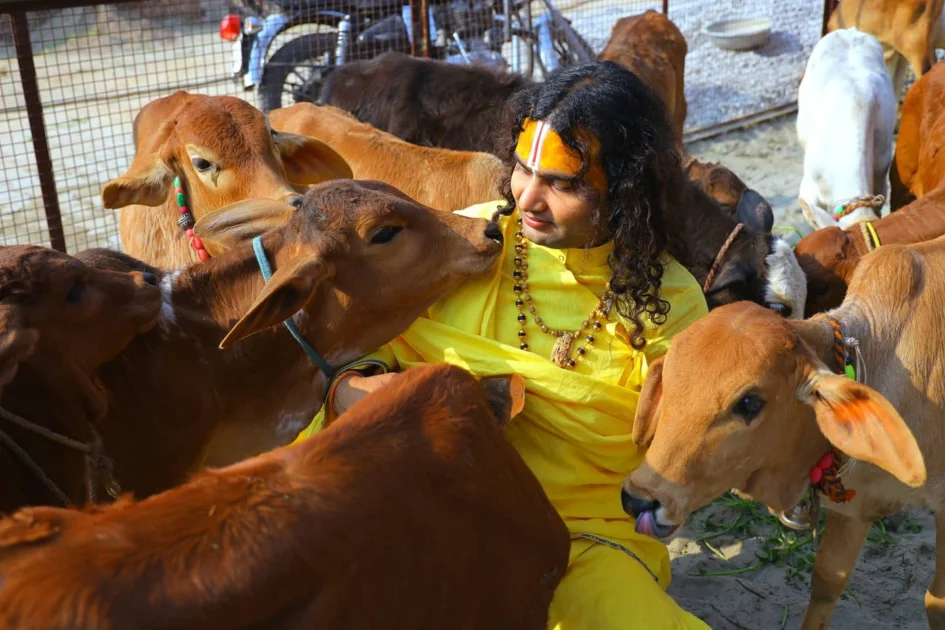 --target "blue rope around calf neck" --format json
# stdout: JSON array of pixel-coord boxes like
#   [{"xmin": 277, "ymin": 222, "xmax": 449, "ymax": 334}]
[{"xmin": 252, "ymin": 236, "xmax": 336, "ymax": 379}]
